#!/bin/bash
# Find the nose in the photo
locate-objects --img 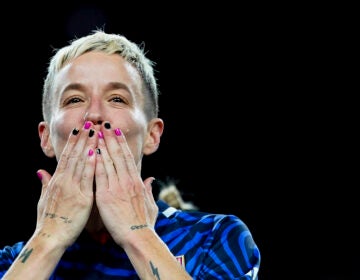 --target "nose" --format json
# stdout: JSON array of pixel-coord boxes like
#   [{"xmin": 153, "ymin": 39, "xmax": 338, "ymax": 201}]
[{"xmin": 83, "ymin": 111, "xmax": 103, "ymax": 125}]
